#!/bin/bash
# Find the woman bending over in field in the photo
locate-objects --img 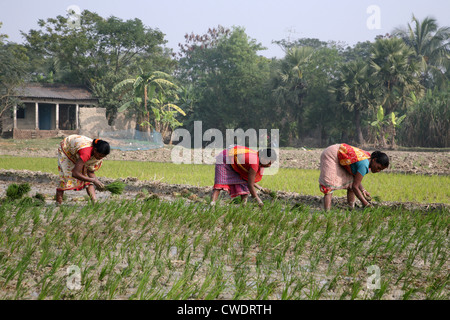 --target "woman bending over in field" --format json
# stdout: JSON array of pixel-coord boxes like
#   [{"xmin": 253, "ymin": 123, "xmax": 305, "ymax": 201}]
[
  {"xmin": 211, "ymin": 145, "xmax": 276, "ymax": 208},
  {"xmin": 319, "ymin": 143, "xmax": 389, "ymax": 211},
  {"xmin": 56, "ymin": 135, "xmax": 110, "ymax": 204}
]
